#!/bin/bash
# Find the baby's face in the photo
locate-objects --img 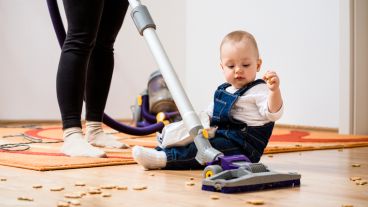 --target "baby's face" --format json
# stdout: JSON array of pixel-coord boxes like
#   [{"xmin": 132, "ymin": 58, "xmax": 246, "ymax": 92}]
[{"xmin": 220, "ymin": 41, "xmax": 261, "ymax": 89}]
